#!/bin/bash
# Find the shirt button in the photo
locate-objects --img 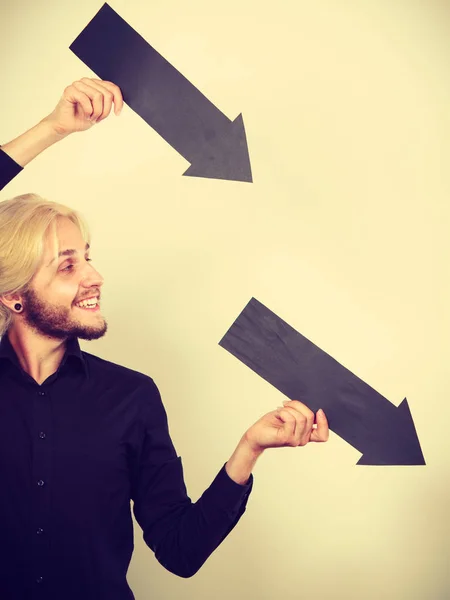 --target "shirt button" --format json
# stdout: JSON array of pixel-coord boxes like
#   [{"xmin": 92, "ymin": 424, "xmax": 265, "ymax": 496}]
[
  {"xmin": 37, "ymin": 480, "xmax": 45, "ymax": 487},
  {"xmin": 36, "ymin": 528, "xmax": 44, "ymax": 535},
  {"xmin": 38, "ymin": 391, "xmax": 45, "ymax": 396},
  {"xmin": 36, "ymin": 576, "xmax": 43, "ymax": 584},
  {"xmin": 39, "ymin": 432, "xmax": 46, "ymax": 439}
]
